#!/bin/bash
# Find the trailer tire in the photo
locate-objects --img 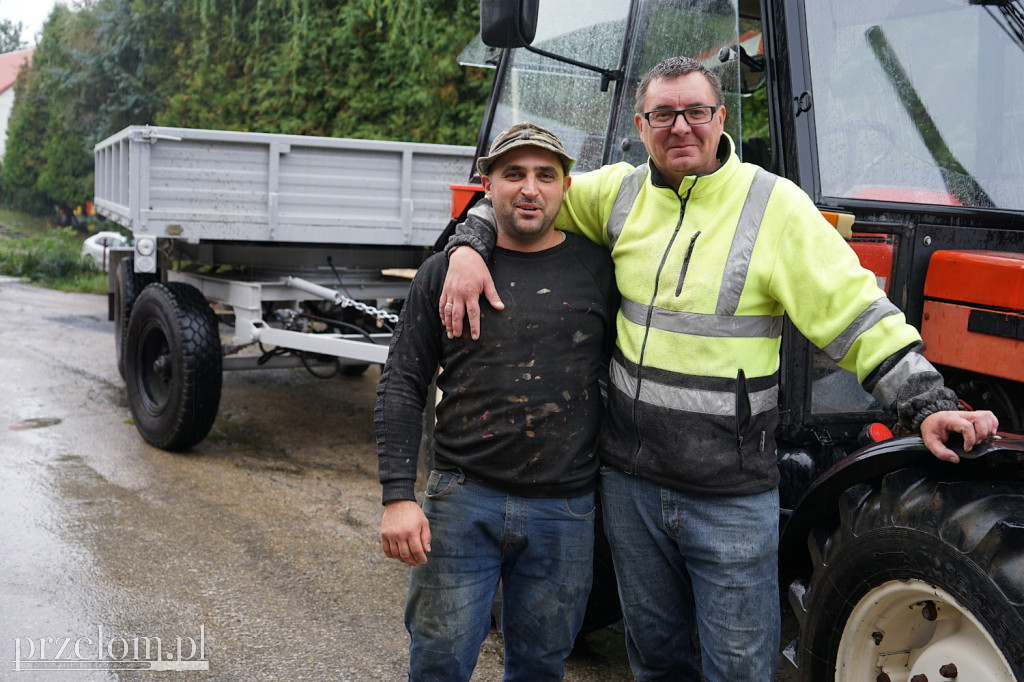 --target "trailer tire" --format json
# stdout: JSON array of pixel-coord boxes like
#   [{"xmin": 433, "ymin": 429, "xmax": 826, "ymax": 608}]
[
  {"xmin": 114, "ymin": 257, "xmax": 156, "ymax": 379},
  {"xmin": 790, "ymin": 467, "xmax": 1024, "ymax": 680},
  {"xmin": 340, "ymin": 363, "xmax": 370, "ymax": 377},
  {"xmin": 125, "ymin": 282, "xmax": 222, "ymax": 451}
]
